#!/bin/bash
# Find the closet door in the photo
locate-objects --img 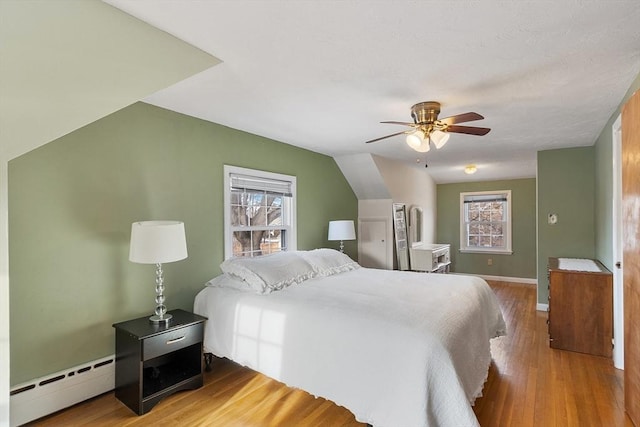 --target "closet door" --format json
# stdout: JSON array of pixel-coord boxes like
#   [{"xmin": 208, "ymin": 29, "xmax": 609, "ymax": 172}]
[
  {"xmin": 622, "ymin": 88, "xmax": 640, "ymax": 426},
  {"xmin": 359, "ymin": 218, "xmax": 389, "ymax": 269}
]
